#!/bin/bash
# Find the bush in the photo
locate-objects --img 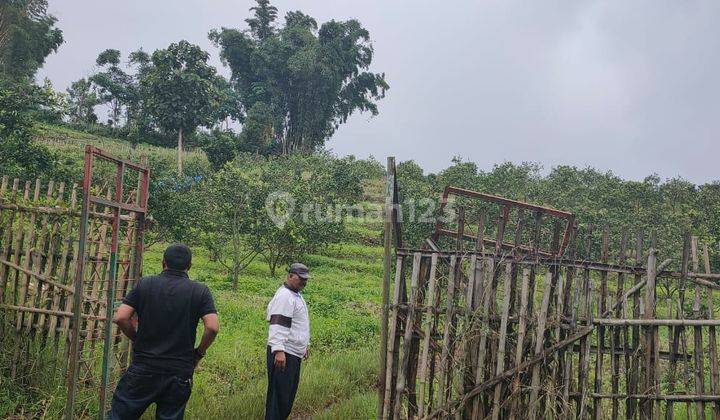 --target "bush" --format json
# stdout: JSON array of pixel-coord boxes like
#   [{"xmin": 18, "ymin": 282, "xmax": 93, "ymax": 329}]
[
  {"xmin": 198, "ymin": 129, "xmax": 240, "ymax": 170},
  {"xmin": 0, "ymin": 81, "xmax": 69, "ymax": 181}
]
